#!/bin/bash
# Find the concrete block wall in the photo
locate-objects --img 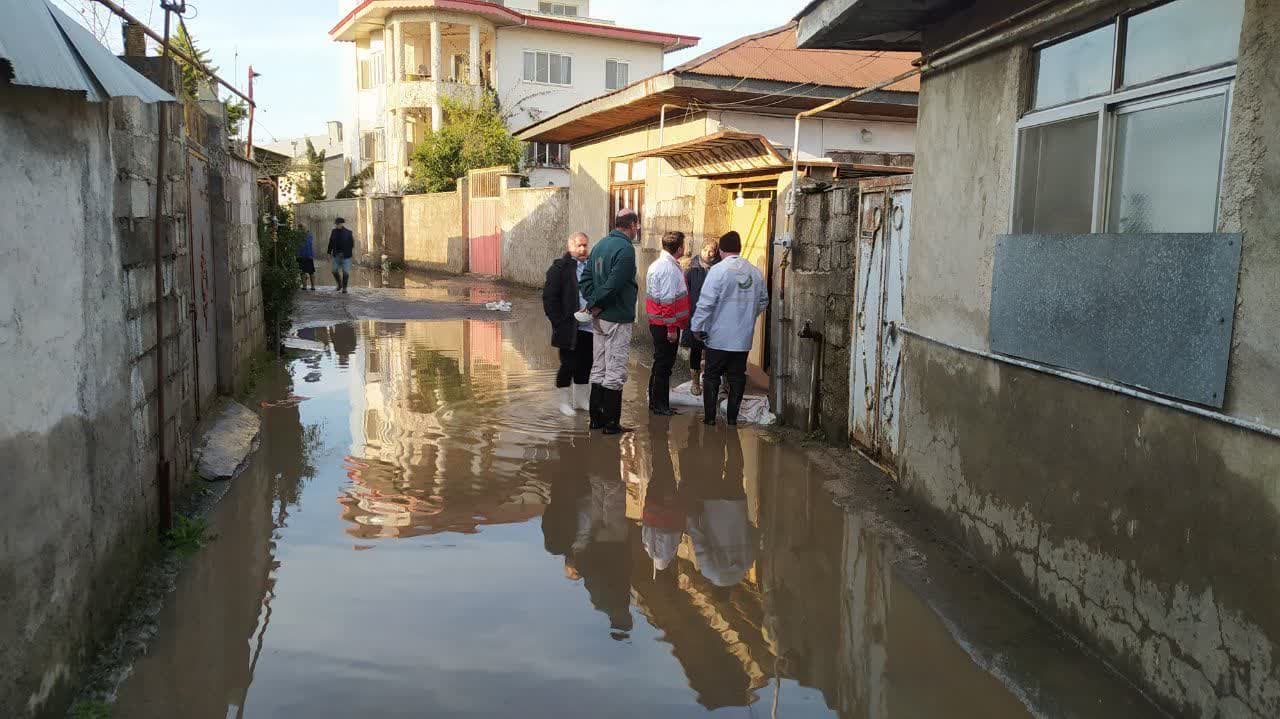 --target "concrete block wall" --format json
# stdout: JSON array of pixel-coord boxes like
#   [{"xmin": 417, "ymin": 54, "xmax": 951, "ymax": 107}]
[
  {"xmin": 779, "ymin": 185, "xmax": 858, "ymax": 439},
  {"xmin": 500, "ymin": 186, "xmax": 570, "ymax": 287},
  {"xmin": 212, "ymin": 156, "xmax": 264, "ymax": 392},
  {"xmin": 403, "ymin": 191, "xmax": 467, "ymax": 274},
  {"xmin": 112, "ymin": 96, "xmax": 199, "ymax": 488},
  {"xmin": 1, "ymin": 71, "xmax": 267, "ymax": 718}
]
